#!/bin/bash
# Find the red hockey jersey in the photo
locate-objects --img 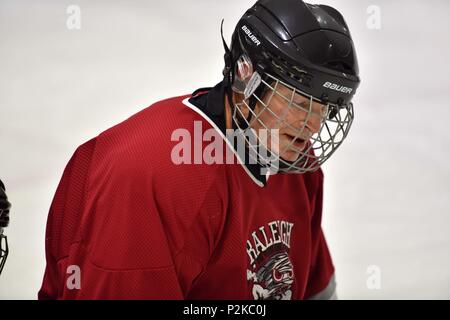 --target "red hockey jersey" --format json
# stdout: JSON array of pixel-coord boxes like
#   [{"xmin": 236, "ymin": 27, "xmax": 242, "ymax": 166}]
[{"xmin": 38, "ymin": 83, "xmax": 335, "ymax": 300}]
